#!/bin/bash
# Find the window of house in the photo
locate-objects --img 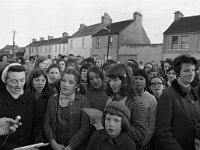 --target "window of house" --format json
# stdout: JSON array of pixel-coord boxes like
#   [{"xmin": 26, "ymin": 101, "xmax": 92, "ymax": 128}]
[
  {"xmin": 109, "ymin": 36, "xmax": 113, "ymax": 47},
  {"xmin": 70, "ymin": 39, "xmax": 73, "ymax": 49},
  {"xmin": 82, "ymin": 37, "xmax": 85, "ymax": 48},
  {"xmin": 63, "ymin": 45, "xmax": 65, "ymax": 53},
  {"xmin": 181, "ymin": 35, "xmax": 189, "ymax": 49},
  {"xmin": 198, "ymin": 35, "xmax": 200, "ymax": 49},
  {"xmin": 171, "ymin": 36, "xmax": 178, "ymax": 49},
  {"xmin": 96, "ymin": 38, "xmax": 100, "ymax": 48}
]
